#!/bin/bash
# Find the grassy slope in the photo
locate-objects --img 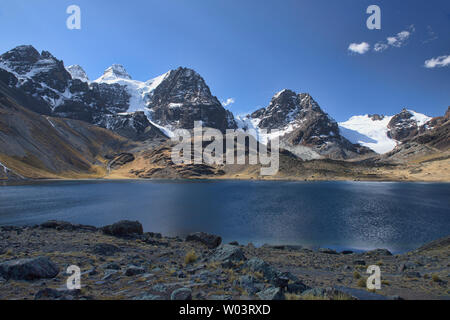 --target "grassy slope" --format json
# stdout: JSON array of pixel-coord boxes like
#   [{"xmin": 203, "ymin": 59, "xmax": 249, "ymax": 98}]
[{"xmin": 0, "ymin": 90, "xmax": 133, "ymax": 180}]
